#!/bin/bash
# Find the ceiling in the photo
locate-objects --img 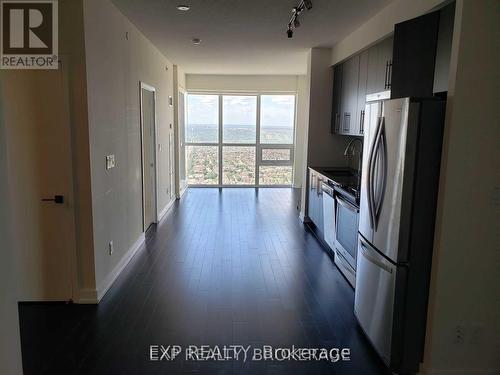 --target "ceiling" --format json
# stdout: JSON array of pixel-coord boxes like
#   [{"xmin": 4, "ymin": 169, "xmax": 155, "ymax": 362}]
[{"xmin": 112, "ymin": 0, "xmax": 393, "ymax": 75}]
